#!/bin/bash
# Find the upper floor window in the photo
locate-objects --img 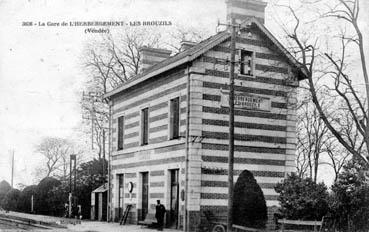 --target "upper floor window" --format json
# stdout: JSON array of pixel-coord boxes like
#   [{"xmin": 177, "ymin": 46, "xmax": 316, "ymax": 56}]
[
  {"xmin": 240, "ymin": 50, "xmax": 254, "ymax": 76},
  {"xmin": 141, "ymin": 108, "xmax": 149, "ymax": 145},
  {"xmin": 169, "ymin": 97, "xmax": 180, "ymax": 139},
  {"xmin": 117, "ymin": 116, "xmax": 124, "ymax": 150}
]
